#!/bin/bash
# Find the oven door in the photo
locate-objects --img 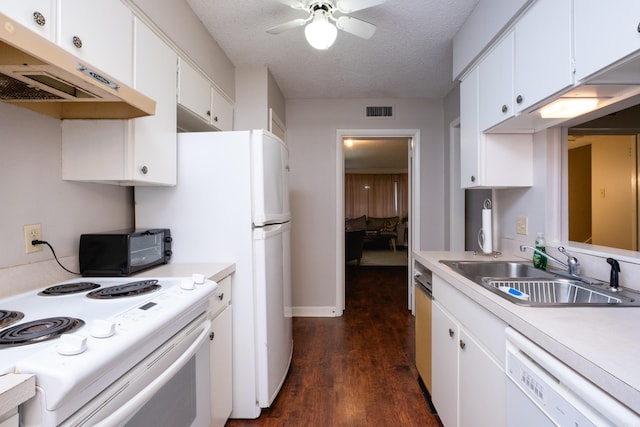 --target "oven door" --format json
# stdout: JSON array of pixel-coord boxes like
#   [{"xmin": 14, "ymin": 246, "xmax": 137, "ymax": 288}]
[{"xmin": 59, "ymin": 314, "xmax": 211, "ymax": 427}]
